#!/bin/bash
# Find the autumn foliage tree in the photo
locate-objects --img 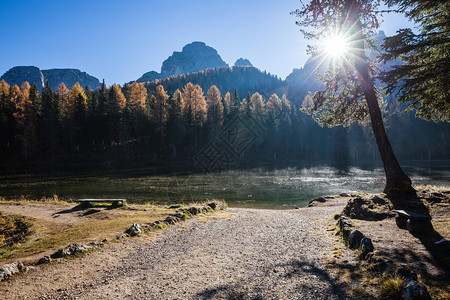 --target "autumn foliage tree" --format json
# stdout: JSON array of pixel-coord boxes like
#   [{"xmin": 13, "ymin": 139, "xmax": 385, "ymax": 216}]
[
  {"xmin": 151, "ymin": 85, "xmax": 169, "ymax": 146},
  {"xmin": 13, "ymin": 83, "xmax": 38, "ymax": 159},
  {"xmin": 206, "ymin": 85, "xmax": 224, "ymax": 138}
]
